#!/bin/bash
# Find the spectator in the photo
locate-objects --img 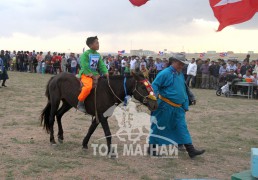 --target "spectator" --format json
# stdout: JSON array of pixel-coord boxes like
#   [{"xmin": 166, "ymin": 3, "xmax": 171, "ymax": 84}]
[
  {"xmin": 226, "ymin": 60, "xmax": 237, "ymax": 72},
  {"xmin": 140, "ymin": 58, "xmax": 147, "ymax": 71},
  {"xmin": 236, "ymin": 62, "xmax": 242, "ymax": 75},
  {"xmin": 0, "ymin": 50, "xmax": 9, "ymax": 87},
  {"xmin": 195, "ymin": 59, "xmax": 202, "ymax": 88},
  {"xmin": 155, "ymin": 58, "xmax": 163, "ymax": 73},
  {"xmin": 140, "ymin": 64, "xmax": 149, "ymax": 79},
  {"xmin": 61, "ymin": 53, "xmax": 67, "ymax": 72},
  {"xmin": 200, "ymin": 60, "xmax": 210, "ymax": 89},
  {"xmin": 36, "ymin": 51, "xmax": 43, "ymax": 73},
  {"xmin": 124, "ymin": 62, "xmax": 130, "ymax": 76},
  {"xmin": 135, "ymin": 57, "xmax": 140, "ymax": 70},
  {"xmin": 186, "ymin": 58, "xmax": 197, "ymax": 88},
  {"xmin": 42, "ymin": 60, "xmax": 46, "ymax": 74},
  {"xmin": 210, "ymin": 60, "xmax": 220, "ymax": 89},
  {"xmin": 148, "ymin": 57, "xmax": 156, "ymax": 83},
  {"xmin": 219, "ymin": 63, "xmax": 227, "ymax": 77},
  {"xmin": 121, "ymin": 56, "xmax": 127, "ymax": 75},
  {"xmin": 130, "ymin": 55, "xmax": 137, "ymax": 74},
  {"xmin": 70, "ymin": 53, "xmax": 78, "ymax": 75}
]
